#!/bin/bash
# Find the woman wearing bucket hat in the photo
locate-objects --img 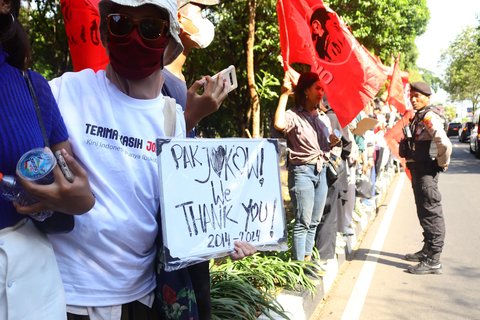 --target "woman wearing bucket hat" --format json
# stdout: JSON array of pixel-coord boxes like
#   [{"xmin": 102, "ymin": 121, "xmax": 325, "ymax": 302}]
[{"xmin": 47, "ymin": 0, "xmax": 253, "ymax": 319}]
